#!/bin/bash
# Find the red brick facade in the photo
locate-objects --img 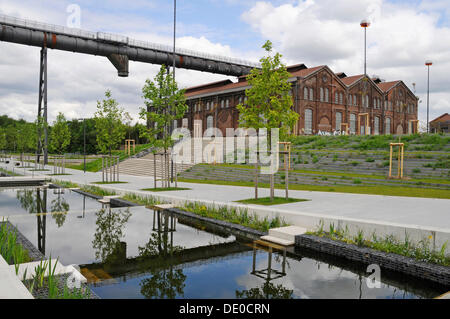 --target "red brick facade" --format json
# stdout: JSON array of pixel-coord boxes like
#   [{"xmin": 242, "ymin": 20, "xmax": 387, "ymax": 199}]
[{"xmin": 179, "ymin": 64, "xmax": 419, "ymax": 136}]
